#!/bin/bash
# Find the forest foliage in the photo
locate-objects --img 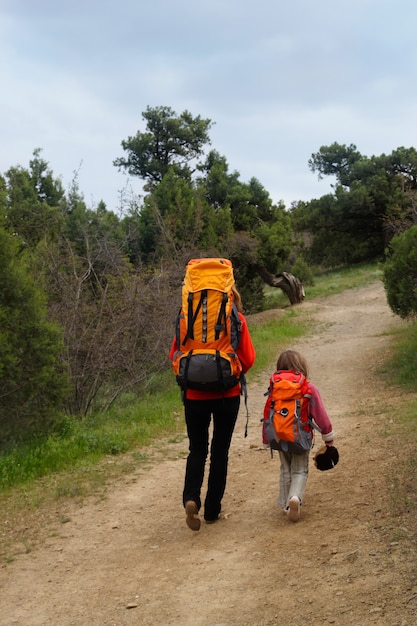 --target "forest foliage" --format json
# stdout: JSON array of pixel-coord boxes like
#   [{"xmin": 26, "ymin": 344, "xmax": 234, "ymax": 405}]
[{"xmin": 1, "ymin": 107, "xmax": 417, "ymax": 446}]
